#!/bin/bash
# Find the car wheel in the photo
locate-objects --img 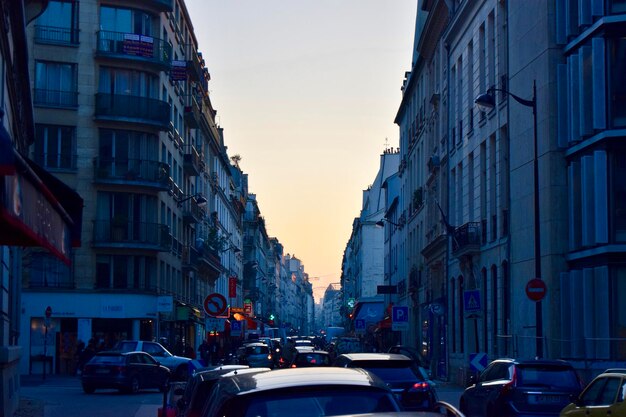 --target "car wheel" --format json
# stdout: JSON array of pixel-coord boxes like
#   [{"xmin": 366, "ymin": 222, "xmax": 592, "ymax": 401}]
[{"xmin": 82, "ymin": 384, "xmax": 95, "ymax": 394}]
